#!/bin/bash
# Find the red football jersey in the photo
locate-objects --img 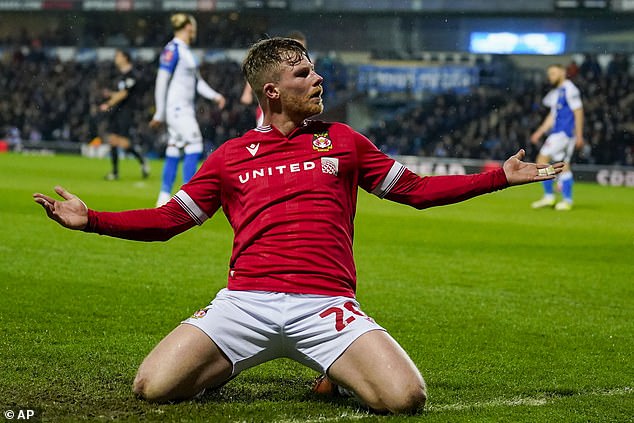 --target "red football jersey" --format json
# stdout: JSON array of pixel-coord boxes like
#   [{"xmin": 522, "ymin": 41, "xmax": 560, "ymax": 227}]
[{"xmin": 86, "ymin": 120, "xmax": 509, "ymax": 298}]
